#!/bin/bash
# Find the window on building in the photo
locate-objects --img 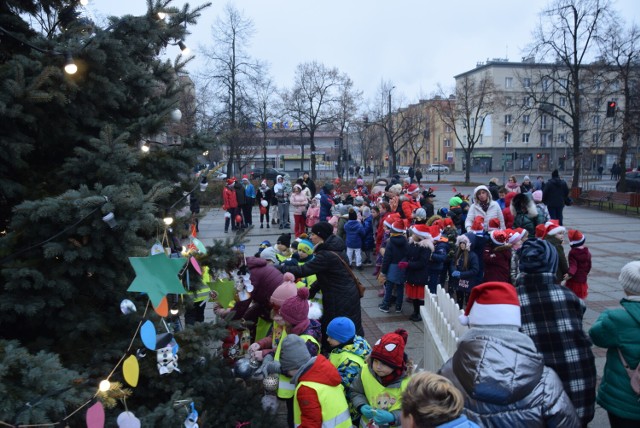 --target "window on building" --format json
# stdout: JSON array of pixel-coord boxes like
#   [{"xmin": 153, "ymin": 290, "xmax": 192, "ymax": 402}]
[
  {"xmin": 559, "ymin": 97, "xmax": 566, "ymax": 107},
  {"xmin": 559, "ymin": 78, "xmax": 568, "ymax": 89},
  {"xmin": 523, "ymin": 77, "xmax": 531, "ymax": 88},
  {"xmin": 594, "ymin": 97, "xmax": 602, "ymax": 107},
  {"xmin": 541, "ymin": 115, "xmax": 548, "ymax": 129},
  {"xmin": 541, "ymin": 133, "xmax": 549, "ymax": 147},
  {"xmin": 445, "ymin": 125, "xmax": 452, "ymax": 133},
  {"xmin": 522, "ymin": 96, "xmax": 533, "ymax": 107},
  {"xmin": 558, "ymin": 134, "xmax": 566, "ymax": 144},
  {"xmin": 522, "ymin": 133, "xmax": 530, "ymax": 143},
  {"xmin": 444, "ymin": 138, "xmax": 452, "ymax": 147},
  {"xmin": 610, "ymin": 133, "xmax": 616, "ymax": 143},
  {"xmin": 505, "ymin": 133, "xmax": 512, "ymax": 143},
  {"xmin": 523, "ymin": 114, "xmax": 530, "ymax": 124},
  {"xmin": 559, "ymin": 114, "xmax": 566, "ymax": 124},
  {"xmin": 334, "ymin": 139, "xmax": 340, "ymax": 147},
  {"xmin": 542, "ymin": 79, "xmax": 551, "ymax": 92},
  {"xmin": 593, "ymin": 134, "xmax": 600, "ymax": 144},
  {"xmin": 505, "ymin": 114, "xmax": 512, "ymax": 125},
  {"xmin": 505, "ymin": 77, "xmax": 513, "ymax": 88},
  {"xmin": 505, "ymin": 97, "xmax": 513, "ymax": 106},
  {"xmin": 593, "ymin": 115, "xmax": 600, "ymax": 126}
]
